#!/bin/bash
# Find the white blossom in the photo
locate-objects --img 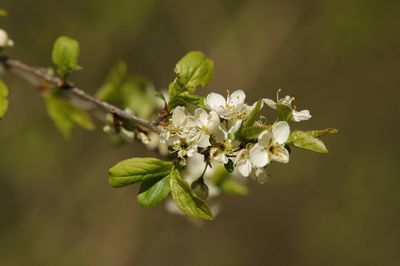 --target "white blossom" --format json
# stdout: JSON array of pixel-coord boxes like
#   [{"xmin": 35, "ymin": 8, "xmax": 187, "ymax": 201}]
[
  {"xmin": 144, "ymin": 132, "xmax": 169, "ymax": 156},
  {"xmin": 209, "ymin": 119, "xmax": 241, "ymax": 164},
  {"xmin": 0, "ymin": 29, "xmax": 13, "ymax": 48},
  {"xmin": 249, "ymin": 121, "xmax": 291, "ymax": 167},
  {"xmin": 234, "ymin": 149, "xmax": 252, "ymax": 177},
  {"xmin": 205, "ymin": 90, "xmax": 246, "ymax": 119},
  {"xmin": 194, "ymin": 108, "xmax": 220, "ymax": 148},
  {"xmin": 160, "ymin": 106, "xmax": 218, "ymax": 159},
  {"xmin": 234, "ymin": 149, "xmax": 268, "ymax": 184},
  {"xmin": 234, "ymin": 121, "xmax": 291, "ymax": 181}
]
